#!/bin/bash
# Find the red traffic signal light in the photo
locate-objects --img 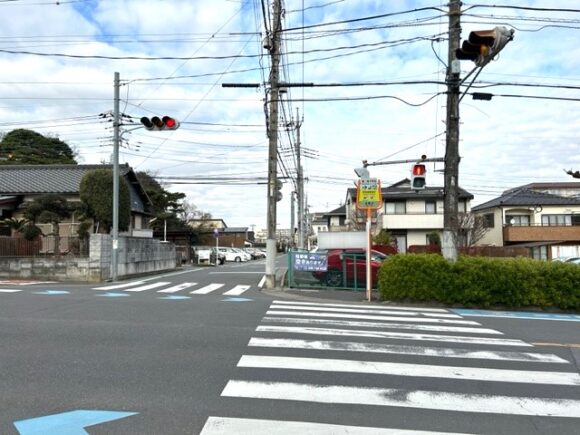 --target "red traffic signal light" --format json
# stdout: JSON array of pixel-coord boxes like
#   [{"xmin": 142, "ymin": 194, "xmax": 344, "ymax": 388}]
[
  {"xmin": 140, "ymin": 116, "xmax": 180, "ymax": 131},
  {"xmin": 411, "ymin": 164, "xmax": 426, "ymax": 190},
  {"xmin": 456, "ymin": 26, "xmax": 514, "ymax": 67}
]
